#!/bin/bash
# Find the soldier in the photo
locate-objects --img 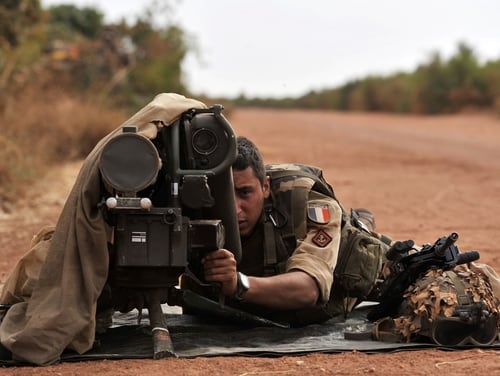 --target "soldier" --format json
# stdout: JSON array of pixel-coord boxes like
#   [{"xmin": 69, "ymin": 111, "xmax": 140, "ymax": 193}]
[
  {"xmin": 193, "ymin": 135, "xmax": 500, "ymax": 342},
  {"xmin": 5, "ymin": 94, "xmax": 496, "ymax": 368},
  {"xmin": 197, "ymin": 136, "xmax": 373, "ymax": 325}
]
